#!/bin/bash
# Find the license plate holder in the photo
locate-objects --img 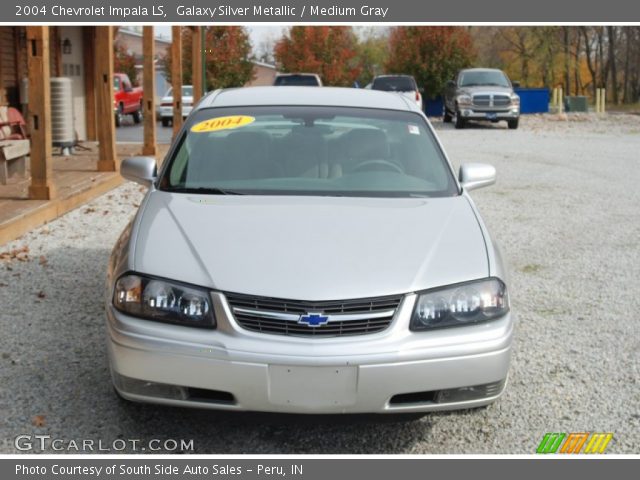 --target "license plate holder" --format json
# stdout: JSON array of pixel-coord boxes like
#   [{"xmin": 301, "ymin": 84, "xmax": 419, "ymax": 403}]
[
  {"xmin": 486, "ymin": 112, "xmax": 498, "ymax": 120},
  {"xmin": 268, "ymin": 365, "xmax": 358, "ymax": 408}
]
